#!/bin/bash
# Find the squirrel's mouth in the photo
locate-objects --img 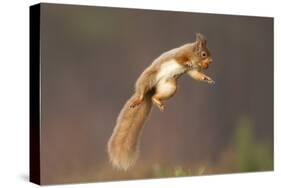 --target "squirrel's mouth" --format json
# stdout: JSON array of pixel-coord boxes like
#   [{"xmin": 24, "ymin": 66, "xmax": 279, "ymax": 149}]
[
  {"xmin": 200, "ymin": 59, "xmax": 213, "ymax": 70},
  {"xmin": 202, "ymin": 63, "xmax": 209, "ymax": 69}
]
